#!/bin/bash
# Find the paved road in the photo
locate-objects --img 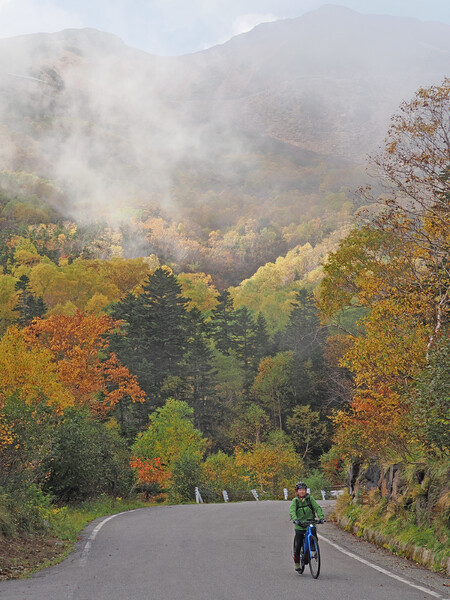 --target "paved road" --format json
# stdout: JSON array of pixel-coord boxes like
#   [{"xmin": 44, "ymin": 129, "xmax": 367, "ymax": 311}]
[{"xmin": 0, "ymin": 501, "xmax": 448, "ymax": 600}]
